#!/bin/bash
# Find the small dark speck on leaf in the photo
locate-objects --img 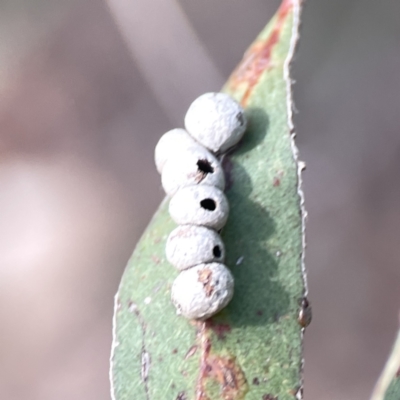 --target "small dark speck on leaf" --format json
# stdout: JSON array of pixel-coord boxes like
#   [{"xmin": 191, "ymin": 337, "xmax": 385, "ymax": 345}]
[
  {"xmin": 172, "ymin": 348, "xmax": 178, "ymax": 354},
  {"xmin": 176, "ymin": 391, "xmax": 187, "ymax": 400},
  {"xmin": 256, "ymin": 310, "xmax": 263, "ymax": 316},
  {"xmin": 253, "ymin": 377, "xmax": 260, "ymax": 385},
  {"xmin": 273, "ymin": 170, "xmax": 284, "ymax": 187},
  {"xmin": 262, "ymin": 395, "xmax": 278, "ymax": 400}
]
